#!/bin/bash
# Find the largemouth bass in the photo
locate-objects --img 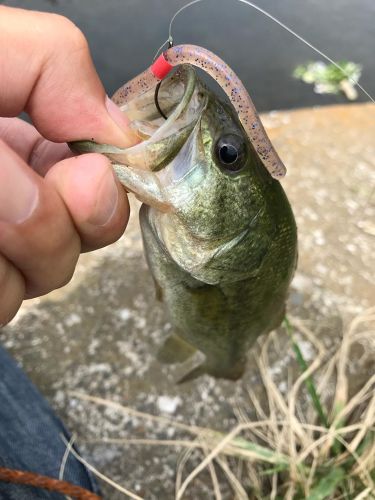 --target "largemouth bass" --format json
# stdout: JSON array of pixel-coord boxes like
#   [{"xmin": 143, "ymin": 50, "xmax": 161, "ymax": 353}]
[{"xmin": 72, "ymin": 62, "xmax": 297, "ymax": 382}]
